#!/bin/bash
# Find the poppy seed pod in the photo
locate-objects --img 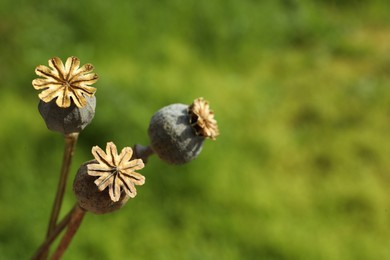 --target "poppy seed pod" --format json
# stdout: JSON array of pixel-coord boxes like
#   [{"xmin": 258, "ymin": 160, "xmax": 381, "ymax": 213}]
[
  {"xmin": 148, "ymin": 103, "xmax": 205, "ymax": 164},
  {"xmin": 73, "ymin": 161, "xmax": 130, "ymax": 214},
  {"xmin": 38, "ymin": 96, "xmax": 96, "ymax": 134},
  {"xmin": 32, "ymin": 56, "xmax": 98, "ymax": 134}
]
